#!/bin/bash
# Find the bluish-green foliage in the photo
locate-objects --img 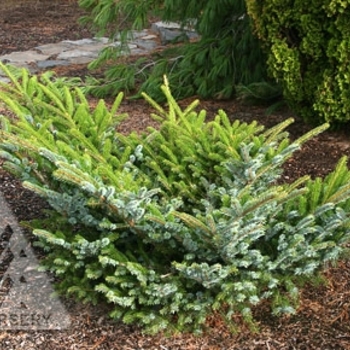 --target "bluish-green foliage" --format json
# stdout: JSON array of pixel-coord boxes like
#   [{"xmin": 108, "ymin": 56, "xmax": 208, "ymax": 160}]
[{"xmin": 1, "ymin": 63, "xmax": 350, "ymax": 334}]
